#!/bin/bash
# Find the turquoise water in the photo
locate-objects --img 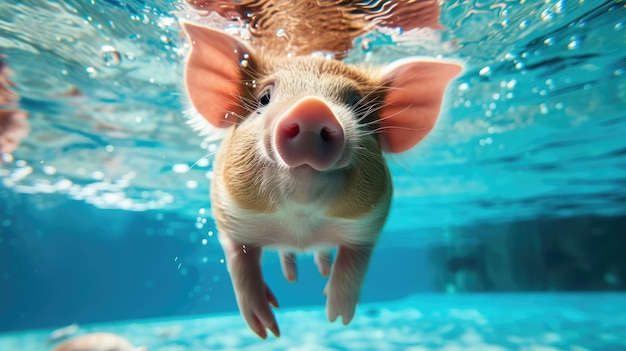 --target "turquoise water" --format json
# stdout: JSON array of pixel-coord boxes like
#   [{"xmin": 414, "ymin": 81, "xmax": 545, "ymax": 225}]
[
  {"xmin": 1, "ymin": 0, "xmax": 626, "ymax": 350},
  {"xmin": 2, "ymin": 294, "xmax": 626, "ymax": 350}
]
